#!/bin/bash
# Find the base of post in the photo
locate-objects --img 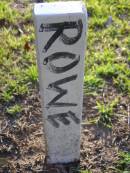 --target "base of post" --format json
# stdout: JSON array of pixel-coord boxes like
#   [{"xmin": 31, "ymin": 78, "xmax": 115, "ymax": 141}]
[{"xmin": 43, "ymin": 157, "xmax": 80, "ymax": 173}]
